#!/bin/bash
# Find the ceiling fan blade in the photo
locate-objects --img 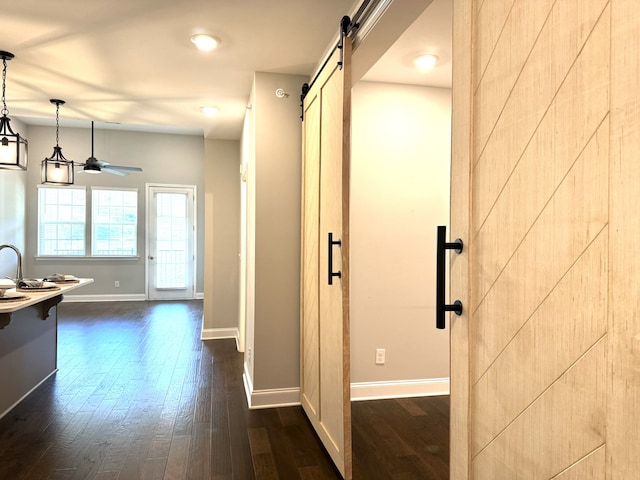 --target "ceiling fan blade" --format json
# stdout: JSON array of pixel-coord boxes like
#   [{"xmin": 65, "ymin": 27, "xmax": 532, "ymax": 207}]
[
  {"xmin": 102, "ymin": 168, "xmax": 128, "ymax": 176},
  {"xmin": 108, "ymin": 165, "xmax": 143, "ymax": 172},
  {"xmin": 85, "ymin": 121, "xmax": 142, "ymax": 174}
]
